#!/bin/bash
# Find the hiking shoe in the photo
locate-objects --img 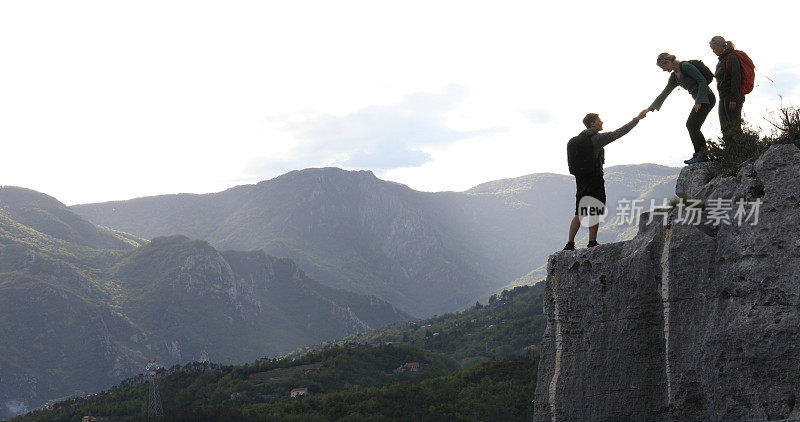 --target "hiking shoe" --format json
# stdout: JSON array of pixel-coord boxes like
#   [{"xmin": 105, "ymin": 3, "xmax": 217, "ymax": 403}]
[
  {"xmin": 587, "ymin": 240, "xmax": 600, "ymax": 248},
  {"xmin": 684, "ymin": 154, "xmax": 708, "ymax": 164},
  {"xmin": 562, "ymin": 242, "xmax": 576, "ymax": 251}
]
